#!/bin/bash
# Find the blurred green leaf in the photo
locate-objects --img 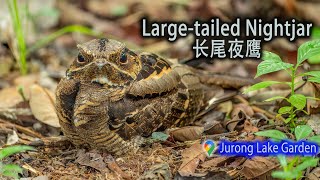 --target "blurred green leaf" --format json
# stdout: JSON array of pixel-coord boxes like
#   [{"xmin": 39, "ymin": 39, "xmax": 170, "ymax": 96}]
[
  {"xmin": 34, "ymin": 6, "xmax": 59, "ymax": 18},
  {"xmin": 271, "ymin": 170, "xmax": 298, "ymax": 179},
  {"xmin": 0, "ymin": 164, "xmax": 23, "ymax": 179},
  {"xmin": 302, "ymin": 71, "xmax": 320, "ymax": 77},
  {"xmin": 308, "ymin": 77, "xmax": 320, "ymax": 83},
  {"xmin": 295, "ymin": 125, "xmax": 312, "ymax": 140},
  {"xmin": 243, "ymin": 81, "xmax": 283, "ymax": 94},
  {"xmin": 264, "ymin": 96, "xmax": 287, "ymax": 102},
  {"xmin": 312, "ymin": 27, "xmax": 320, "ymax": 39},
  {"xmin": 278, "ymin": 106, "xmax": 292, "ymax": 114},
  {"xmin": 152, "ymin": 132, "xmax": 169, "ymax": 141},
  {"xmin": 277, "ymin": 155, "xmax": 287, "ymax": 167},
  {"xmin": 295, "ymin": 157, "xmax": 319, "ymax": 172},
  {"xmin": 6, "ymin": 0, "xmax": 28, "ymax": 75},
  {"xmin": 255, "ymin": 130, "xmax": 287, "ymax": 140},
  {"xmin": 27, "ymin": 25, "xmax": 103, "ymax": 56},
  {"xmin": 0, "ymin": 145, "xmax": 34, "ymax": 160},
  {"xmin": 297, "ymin": 39, "xmax": 320, "ymax": 65},
  {"xmin": 111, "ymin": 5, "xmax": 128, "ymax": 16},
  {"xmin": 309, "ymin": 135, "xmax": 320, "ymax": 144}
]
